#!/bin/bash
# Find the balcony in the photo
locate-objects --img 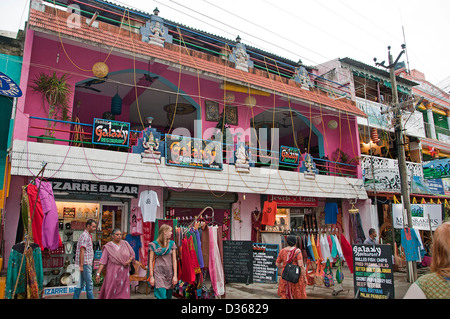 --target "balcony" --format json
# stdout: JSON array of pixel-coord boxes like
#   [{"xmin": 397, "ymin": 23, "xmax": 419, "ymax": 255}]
[
  {"xmin": 355, "ymin": 97, "xmax": 426, "ymax": 138},
  {"xmin": 13, "ymin": 117, "xmax": 366, "ymax": 200}
]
